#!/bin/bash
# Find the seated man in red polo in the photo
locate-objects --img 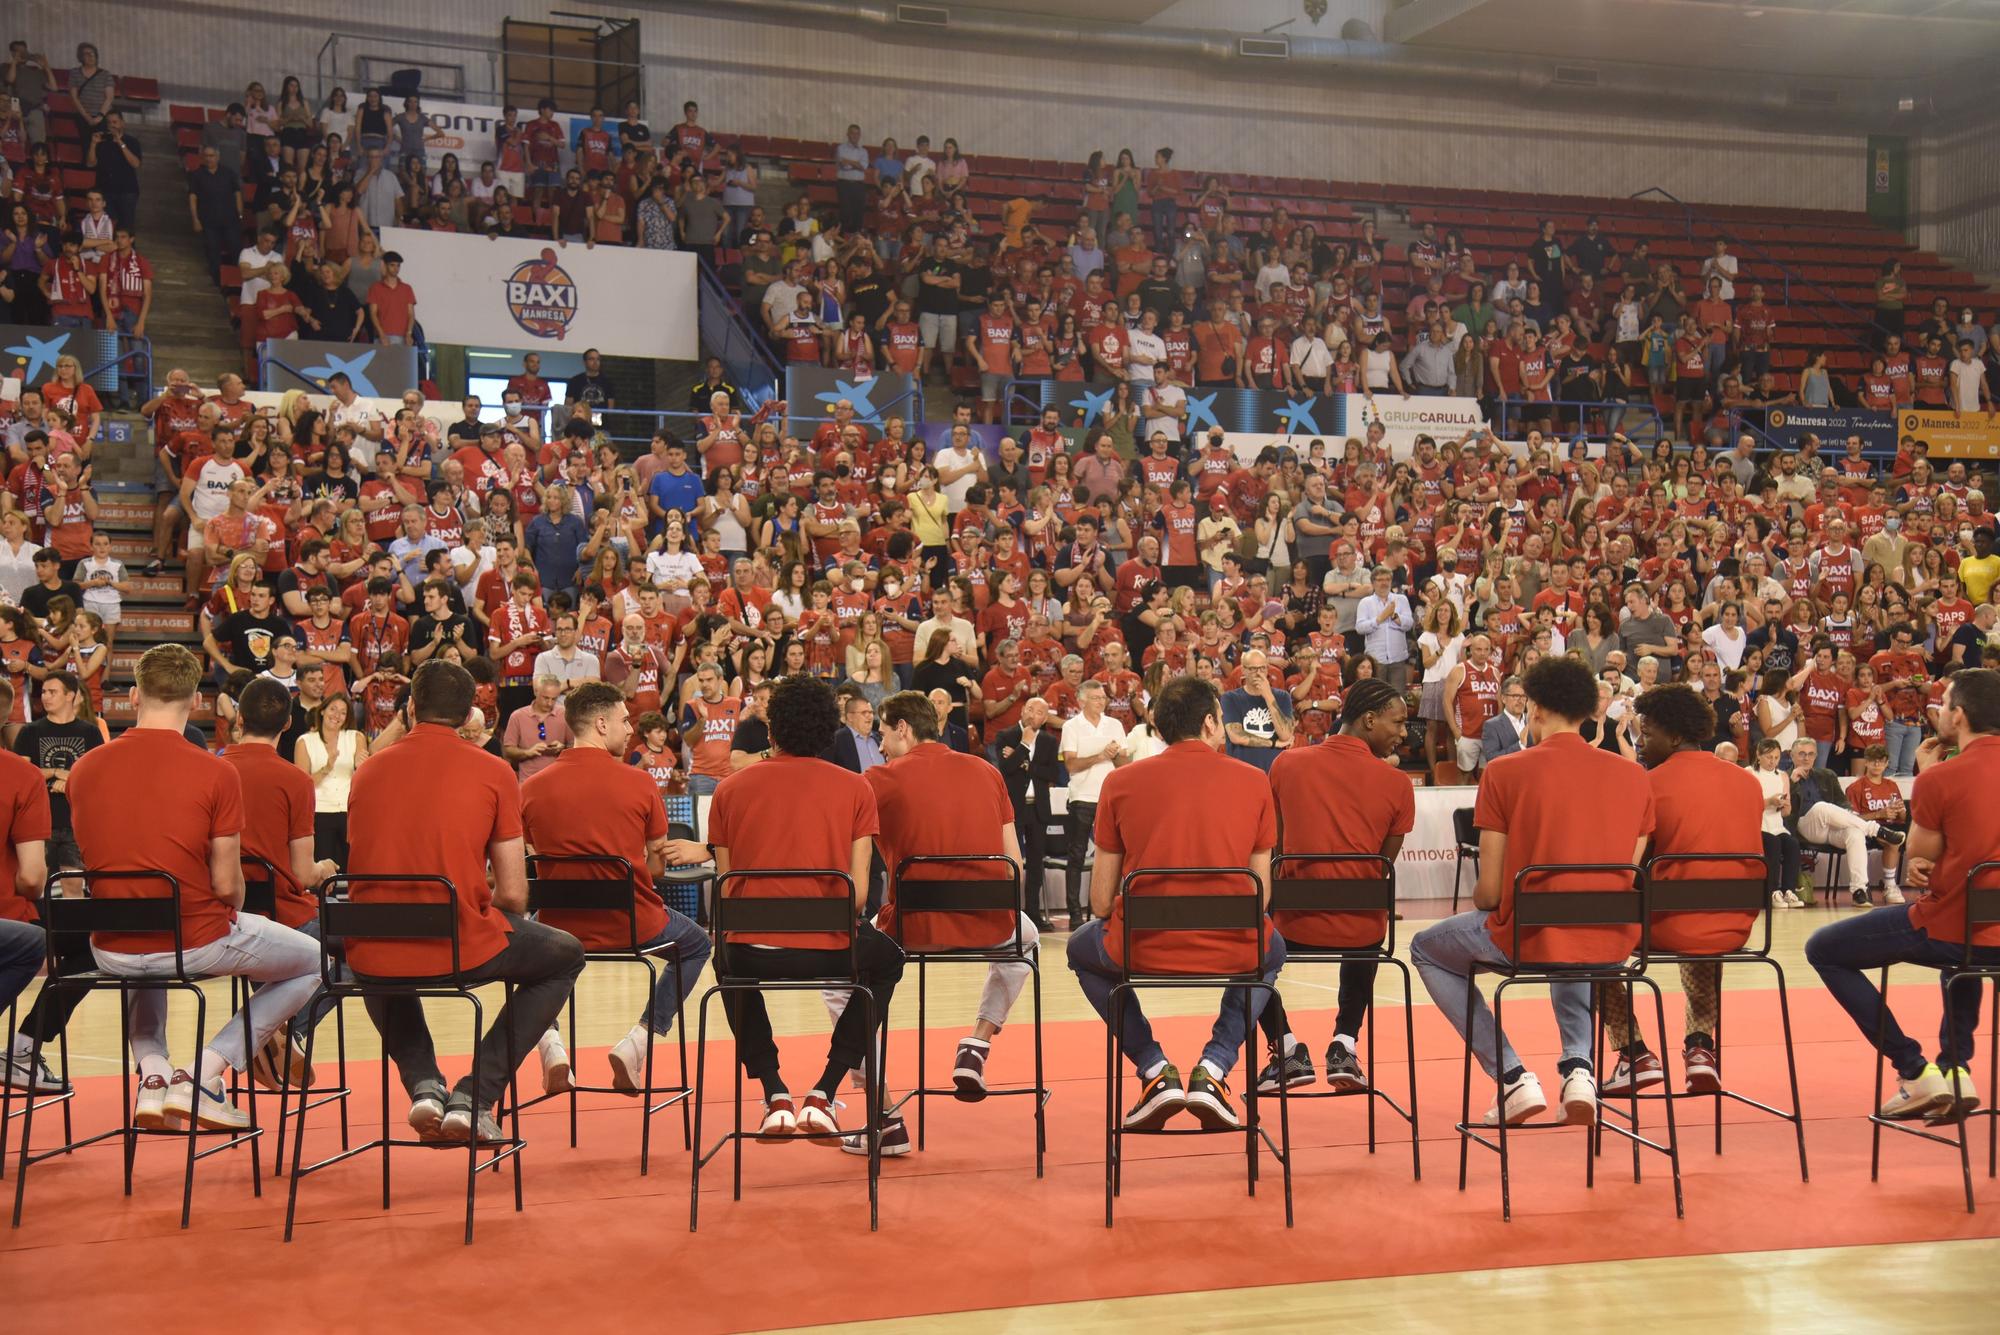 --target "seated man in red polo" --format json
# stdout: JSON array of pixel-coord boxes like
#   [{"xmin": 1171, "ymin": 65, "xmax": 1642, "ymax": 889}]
[
  {"xmin": 1410, "ymin": 656, "xmax": 1655, "ymax": 1127},
  {"xmin": 521, "ymin": 680, "xmax": 712, "ymax": 1094},
  {"xmin": 1065, "ymin": 674, "xmax": 1284, "ymax": 1132},
  {"xmin": 708, "ymin": 675, "xmax": 904, "ymax": 1142},
  {"xmin": 1596, "ymin": 684, "xmax": 1765, "ymax": 1098},
  {"xmin": 830, "ymin": 689, "xmax": 1031, "ymax": 1154},
  {"xmin": 345, "ymin": 659, "xmax": 586, "ymax": 1144},
  {"xmin": 1256, "ymin": 678, "xmax": 1414, "ymax": 1093},
  {"xmin": 1808, "ymin": 667, "xmax": 2000, "ymax": 1122}
]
